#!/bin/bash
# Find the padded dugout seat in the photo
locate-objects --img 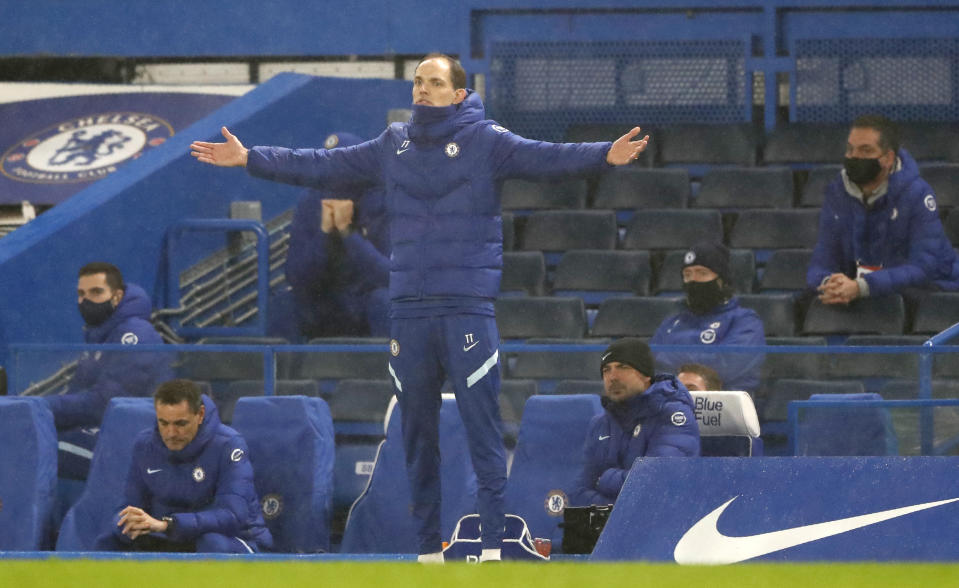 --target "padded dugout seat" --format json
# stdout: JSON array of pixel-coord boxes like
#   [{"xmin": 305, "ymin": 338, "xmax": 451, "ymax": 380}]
[
  {"xmin": 496, "ymin": 297, "xmax": 587, "ymax": 340},
  {"xmin": 727, "ymin": 209, "xmax": 820, "ymax": 250},
  {"xmin": 502, "ymin": 394, "xmax": 604, "ymax": 553},
  {"xmin": 501, "ymin": 251, "xmax": 547, "ymax": 296},
  {"xmin": 655, "ymin": 249, "xmax": 755, "ymax": 295},
  {"xmin": 591, "ymin": 297, "xmax": 684, "ymax": 338},
  {"xmin": 694, "ymin": 167, "xmax": 794, "ymax": 209},
  {"xmin": 0, "ymin": 397, "xmax": 58, "ymax": 550},
  {"xmin": 762, "ymin": 378, "xmax": 866, "ymax": 422},
  {"xmin": 232, "ymin": 395, "xmax": 335, "ymax": 553},
  {"xmin": 794, "ymin": 393, "xmax": 898, "ymax": 456},
  {"xmin": 56, "ymin": 397, "xmax": 156, "ymax": 551},
  {"xmin": 501, "ymin": 177, "xmax": 588, "ymax": 212},
  {"xmin": 340, "ymin": 395, "xmax": 478, "ymax": 553},
  {"xmin": 622, "ymin": 209, "xmax": 723, "ymax": 251},
  {"xmin": 219, "ymin": 379, "xmax": 319, "ymax": 423},
  {"xmin": 552, "ymin": 250, "xmax": 651, "ymax": 303},
  {"xmin": 691, "ymin": 391, "xmax": 763, "ymax": 456}
]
